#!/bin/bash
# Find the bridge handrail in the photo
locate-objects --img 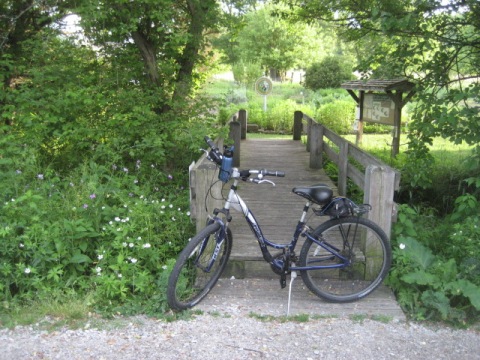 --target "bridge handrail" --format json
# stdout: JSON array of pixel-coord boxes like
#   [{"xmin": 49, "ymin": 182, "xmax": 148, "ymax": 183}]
[{"xmin": 294, "ymin": 110, "xmax": 400, "ymax": 237}]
